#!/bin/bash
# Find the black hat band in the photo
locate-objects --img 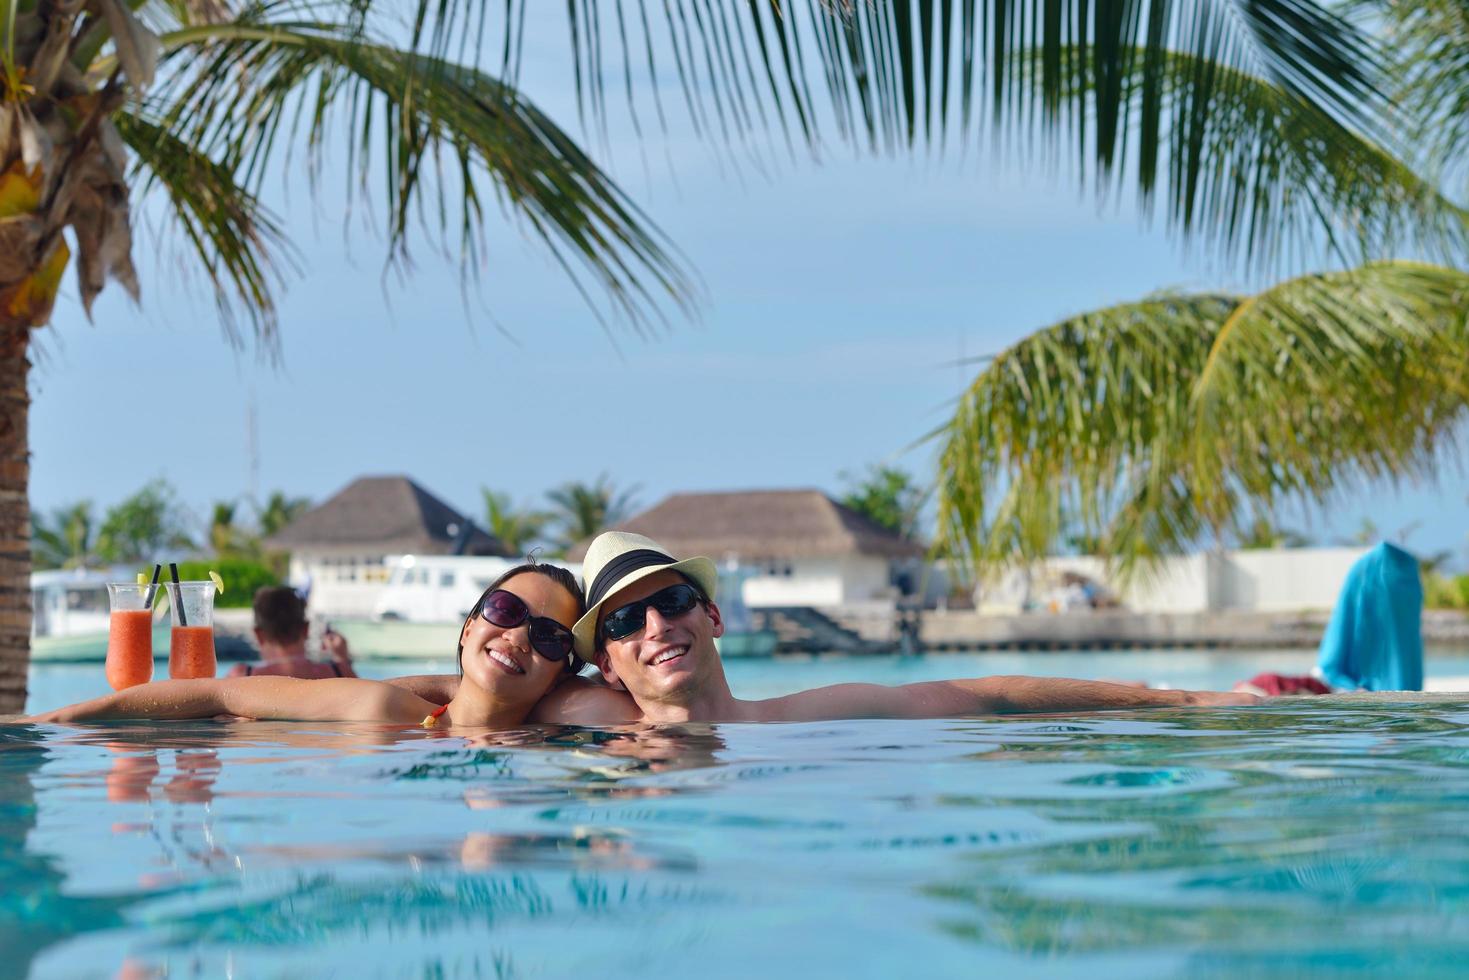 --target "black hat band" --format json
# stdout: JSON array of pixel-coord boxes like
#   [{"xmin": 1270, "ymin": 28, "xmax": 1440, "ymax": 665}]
[{"xmin": 587, "ymin": 549, "xmax": 677, "ymax": 608}]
